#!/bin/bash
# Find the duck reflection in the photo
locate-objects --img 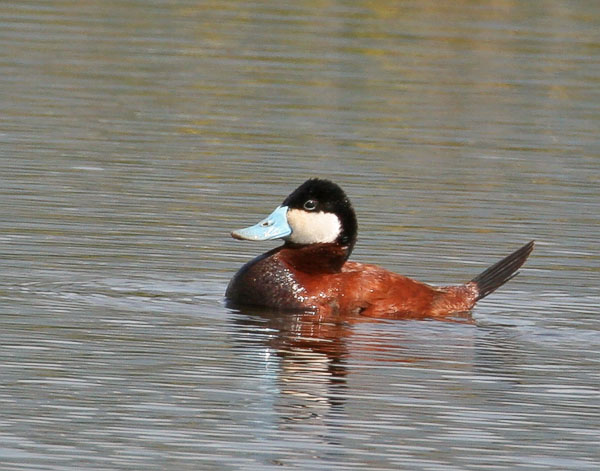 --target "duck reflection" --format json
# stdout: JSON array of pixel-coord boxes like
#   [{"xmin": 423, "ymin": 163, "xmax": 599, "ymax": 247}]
[
  {"xmin": 231, "ymin": 304, "xmax": 474, "ymax": 427},
  {"xmin": 231, "ymin": 305, "xmax": 353, "ymax": 421}
]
